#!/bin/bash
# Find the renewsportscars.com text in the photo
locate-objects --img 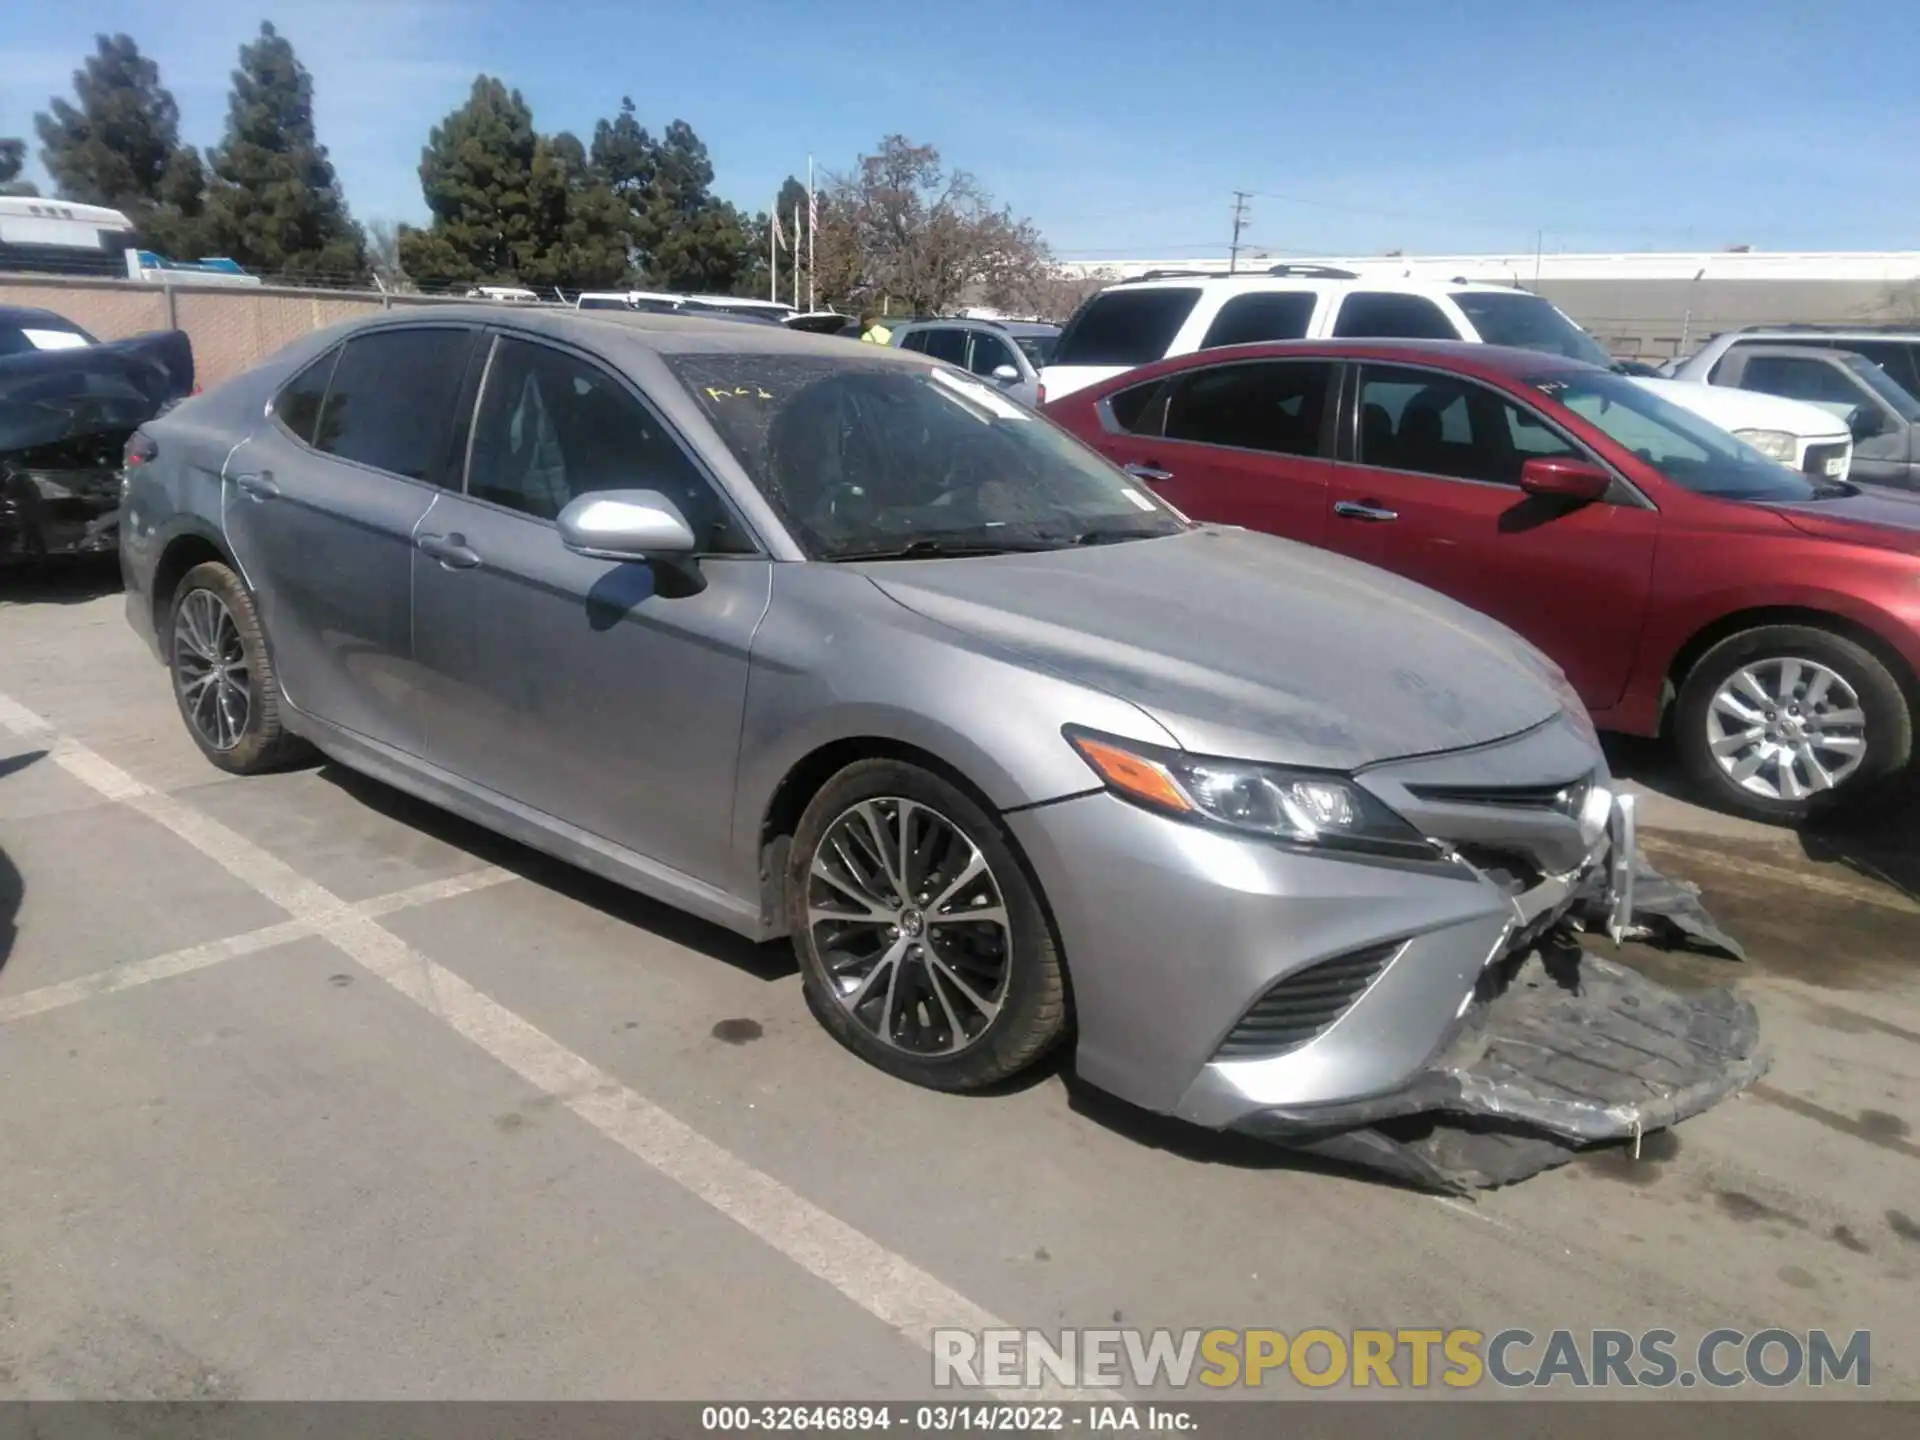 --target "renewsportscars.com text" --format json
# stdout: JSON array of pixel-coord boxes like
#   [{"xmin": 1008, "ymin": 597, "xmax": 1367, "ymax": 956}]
[{"xmin": 932, "ymin": 1327, "xmax": 1871, "ymax": 1390}]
